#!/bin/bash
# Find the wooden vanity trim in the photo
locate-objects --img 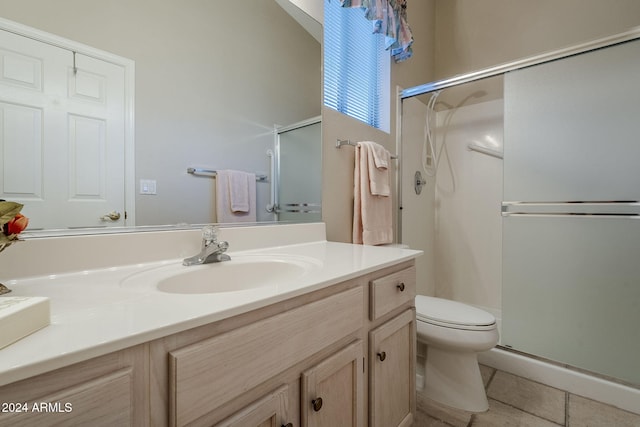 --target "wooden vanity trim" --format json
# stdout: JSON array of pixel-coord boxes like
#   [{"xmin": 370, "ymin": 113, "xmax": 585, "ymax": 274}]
[{"xmin": 169, "ymin": 286, "xmax": 364, "ymax": 426}]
